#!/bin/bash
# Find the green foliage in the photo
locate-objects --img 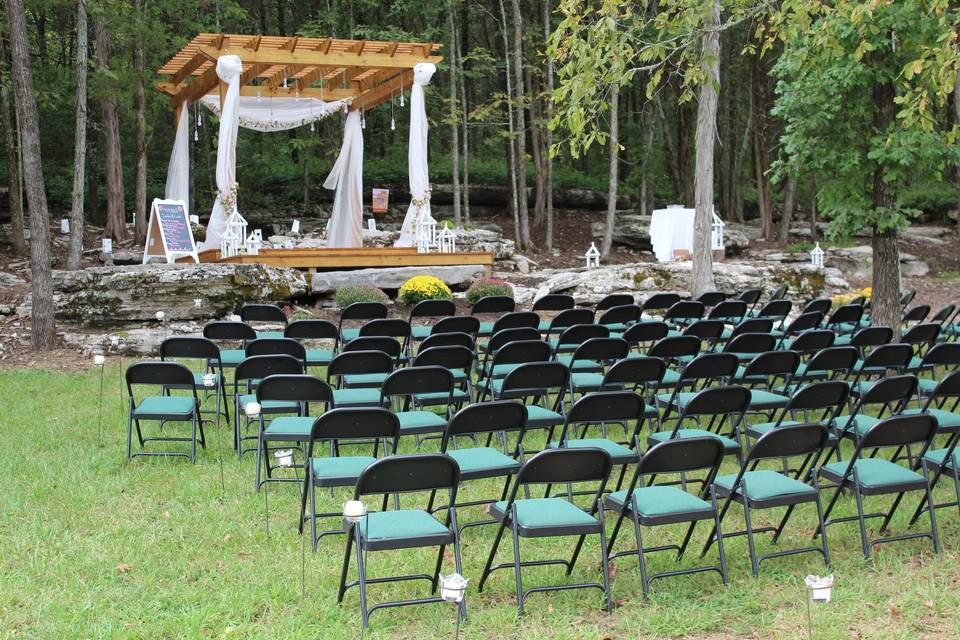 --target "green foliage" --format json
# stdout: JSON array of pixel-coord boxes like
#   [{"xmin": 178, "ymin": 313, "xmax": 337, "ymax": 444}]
[
  {"xmin": 465, "ymin": 278, "xmax": 514, "ymax": 306},
  {"xmin": 334, "ymin": 284, "xmax": 389, "ymax": 309}
]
